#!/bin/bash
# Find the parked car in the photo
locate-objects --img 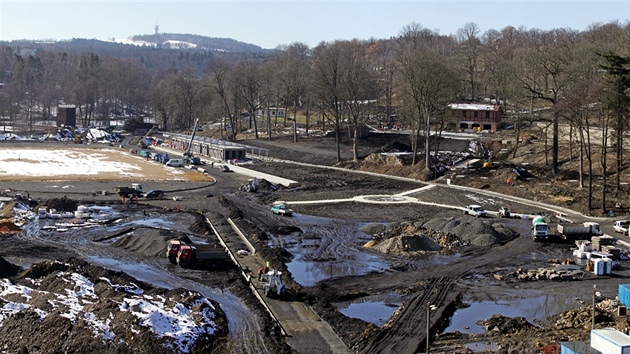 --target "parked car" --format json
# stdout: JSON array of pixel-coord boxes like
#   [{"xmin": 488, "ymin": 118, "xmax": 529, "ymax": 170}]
[
  {"xmin": 464, "ymin": 205, "xmax": 486, "ymax": 217},
  {"xmin": 166, "ymin": 159, "xmax": 184, "ymax": 167},
  {"xmin": 143, "ymin": 189, "xmax": 164, "ymax": 199},
  {"xmin": 219, "ymin": 165, "xmax": 231, "ymax": 172}
]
